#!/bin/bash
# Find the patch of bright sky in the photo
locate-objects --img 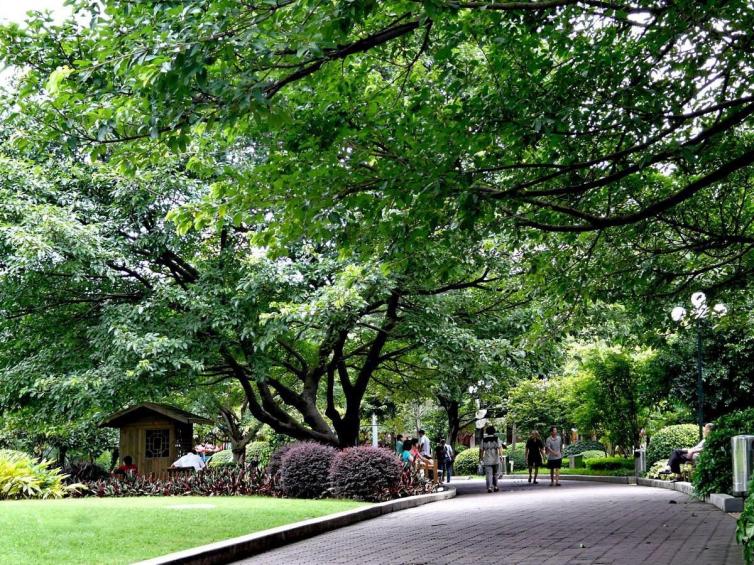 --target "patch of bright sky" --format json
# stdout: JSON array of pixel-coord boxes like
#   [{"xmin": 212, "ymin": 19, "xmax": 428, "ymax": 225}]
[{"xmin": 0, "ymin": 1, "xmax": 71, "ymax": 25}]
